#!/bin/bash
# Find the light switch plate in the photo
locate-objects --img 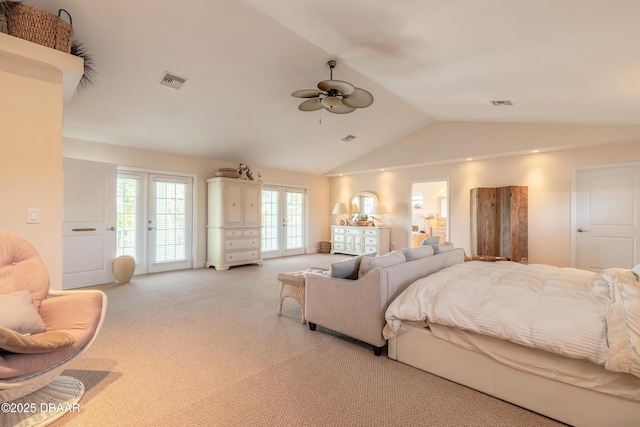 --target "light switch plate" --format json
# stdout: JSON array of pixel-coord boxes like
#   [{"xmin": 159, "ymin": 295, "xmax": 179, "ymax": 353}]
[{"xmin": 27, "ymin": 208, "xmax": 40, "ymax": 224}]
